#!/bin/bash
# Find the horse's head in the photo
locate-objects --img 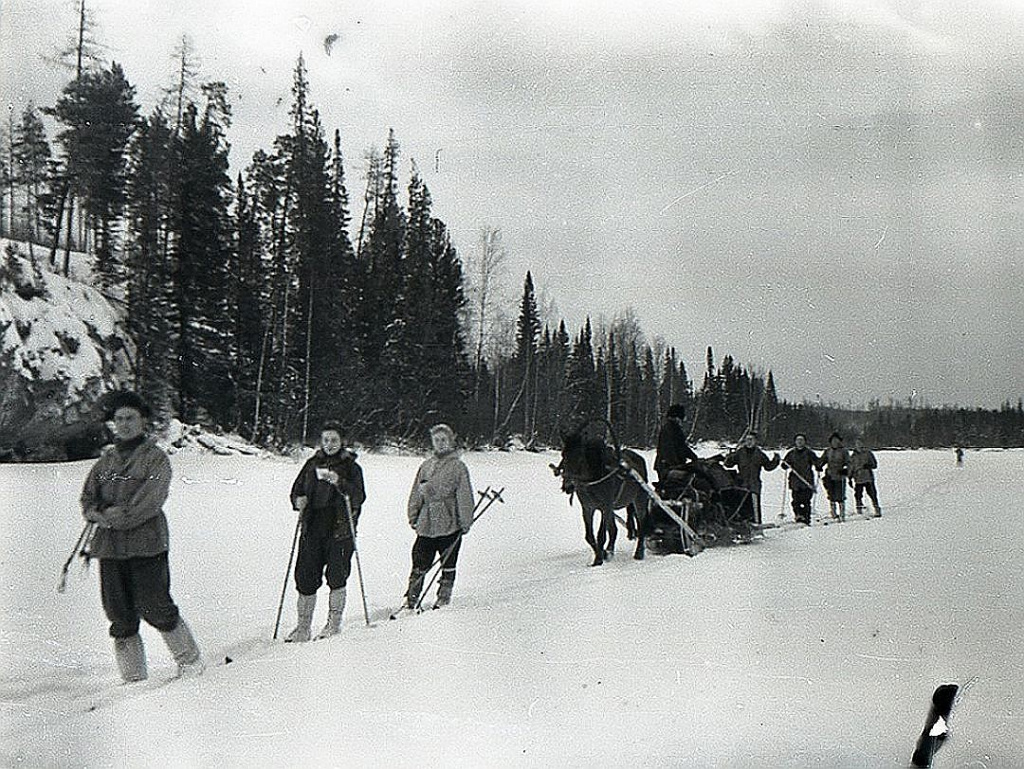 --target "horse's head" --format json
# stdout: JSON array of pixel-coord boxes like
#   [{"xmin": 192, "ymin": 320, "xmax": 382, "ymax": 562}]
[{"xmin": 559, "ymin": 429, "xmax": 609, "ymax": 483}]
